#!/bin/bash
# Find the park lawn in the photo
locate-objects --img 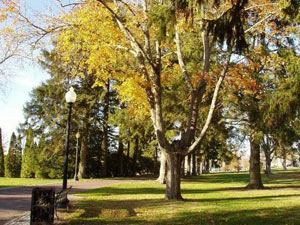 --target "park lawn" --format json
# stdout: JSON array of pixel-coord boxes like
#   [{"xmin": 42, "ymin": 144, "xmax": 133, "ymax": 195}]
[
  {"xmin": 0, "ymin": 177, "xmax": 61, "ymax": 189},
  {"xmin": 63, "ymin": 169, "xmax": 300, "ymax": 225}
]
